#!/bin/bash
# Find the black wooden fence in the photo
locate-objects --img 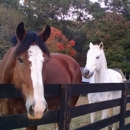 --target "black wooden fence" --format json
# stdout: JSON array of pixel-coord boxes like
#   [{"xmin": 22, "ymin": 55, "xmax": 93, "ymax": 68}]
[{"xmin": 0, "ymin": 83, "xmax": 130, "ymax": 130}]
